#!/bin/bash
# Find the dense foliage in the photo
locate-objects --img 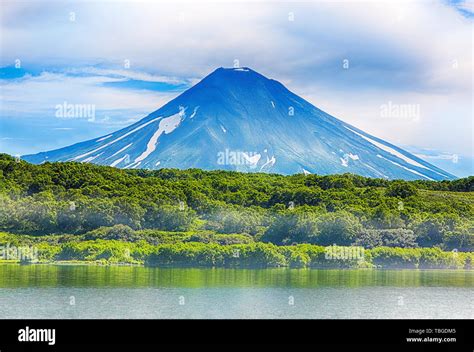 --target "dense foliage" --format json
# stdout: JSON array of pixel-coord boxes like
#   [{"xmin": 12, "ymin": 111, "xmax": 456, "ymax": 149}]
[
  {"xmin": 0, "ymin": 154, "xmax": 473, "ymax": 253},
  {"xmin": 0, "ymin": 232, "xmax": 471, "ymax": 269}
]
